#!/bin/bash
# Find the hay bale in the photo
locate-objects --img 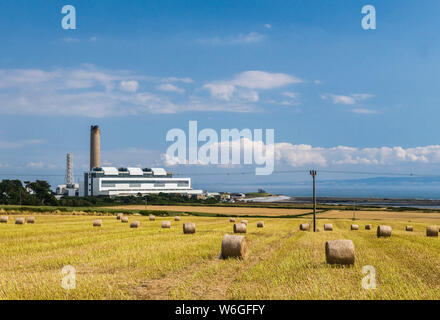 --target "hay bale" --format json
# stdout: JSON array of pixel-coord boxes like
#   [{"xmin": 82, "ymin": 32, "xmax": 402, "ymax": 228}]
[
  {"xmin": 116, "ymin": 213, "xmax": 123, "ymax": 220},
  {"xmin": 377, "ymin": 225, "xmax": 392, "ymax": 237},
  {"xmin": 26, "ymin": 216, "xmax": 35, "ymax": 224},
  {"xmin": 174, "ymin": 216, "xmax": 181, "ymax": 221},
  {"xmin": 351, "ymin": 224, "xmax": 359, "ymax": 230},
  {"xmin": 365, "ymin": 224, "xmax": 372, "ymax": 230},
  {"xmin": 15, "ymin": 217, "xmax": 25, "ymax": 225},
  {"xmin": 257, "ymin": 221, "xmax": 264, "ymax": 228},
  {"xmin": 325, "ymin": 239, "xmax": 355, "ymax": 265},
  {"xmin": 426, "ymin": 226, "xmax": 438, "ymax": 237},
  {"xmin": 93, "ymin": 219, "xmax": 102, "ymax": 227},
  {"xmin": 183, "ymin": 222, "xmax": 196, "ymax": 234},
  {"xmin": 0, "ymin": 216, "xmax": 8, "ymax": 223},
  {"xmin": 121, "ymin": 216, "xmax": 129, "ymax": 223},
  {"xmin": 229, "ymin": 218, "xmax": 235, "ymax": 223},
  {"xmin": 233, "ymin": 223, "xmax": 247, "ymax": 233},
  {"xmin": 300, "ymin": 223, "xmax": 310, "ymax": 231},
  {"xmin": 162, "ymin": 221, "xmax": 171, "ymax": 228},
  {"xmin": 241, "ymin": 220, "xmax": 248, "ymax": 225},
  {"xmin": 406, "ymin": 225, "xmax": 413, "ymax": 232},
  {"xmin": 130, "ymin": 221, "xmax": 141, "ymax": 228},
  {"xmin": 149, "ymin": 215, "xmax": 156, "ymax": 221},
  {"xmin": 220, "ymin": 234, "xmax": 248, "ymax": 259},
  {"xmin": 316, "ymin": 228, "xmax": 321, "ymax": 232},
  {"xmin": 324, "ymin": 224, "xmax": 333, "ymax": 231}
]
